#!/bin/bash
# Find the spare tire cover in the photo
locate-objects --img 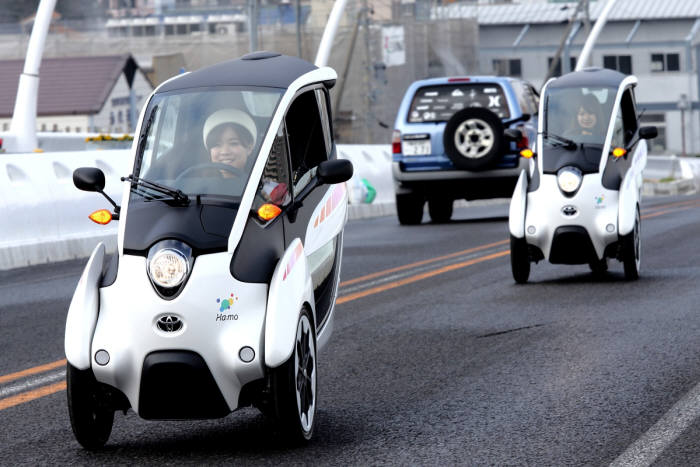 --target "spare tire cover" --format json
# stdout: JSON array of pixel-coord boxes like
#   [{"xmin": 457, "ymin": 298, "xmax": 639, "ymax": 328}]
[{"xmin": 443, "ymin": 107, "xmax": 504, "ymax": 171}]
